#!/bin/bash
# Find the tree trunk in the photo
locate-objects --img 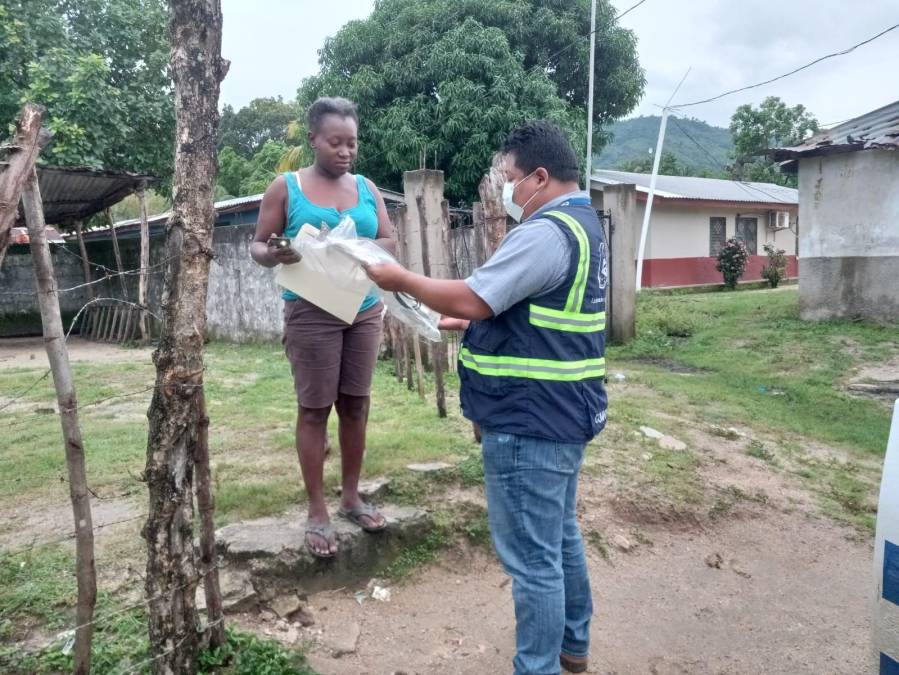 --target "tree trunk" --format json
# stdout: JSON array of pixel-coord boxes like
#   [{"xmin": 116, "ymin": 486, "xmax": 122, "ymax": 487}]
[
  {"xmin": 194, "ymin": 390, "xmax": 225, "ymax": 648},
  {"xmin": 478, "ymin": 153, "xmax": 507, "ymax": 256},
  {"xmin": 106, "ymin": 208, "xmax": 129, "ymax": 300},
  {"xmin": 73, "ymin": 220, "xmax": 94, "ymax": 300},
  {"xmin": 138, "ymin": 186, "xmax": 151, "ymax": 341},
  {"xmin": 143, "ymin": 2, "xmax": 227, "ymax": 672},
  {"xmin": 23, "ymin": 169, "xmax": 97, "ymax": 675}
]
